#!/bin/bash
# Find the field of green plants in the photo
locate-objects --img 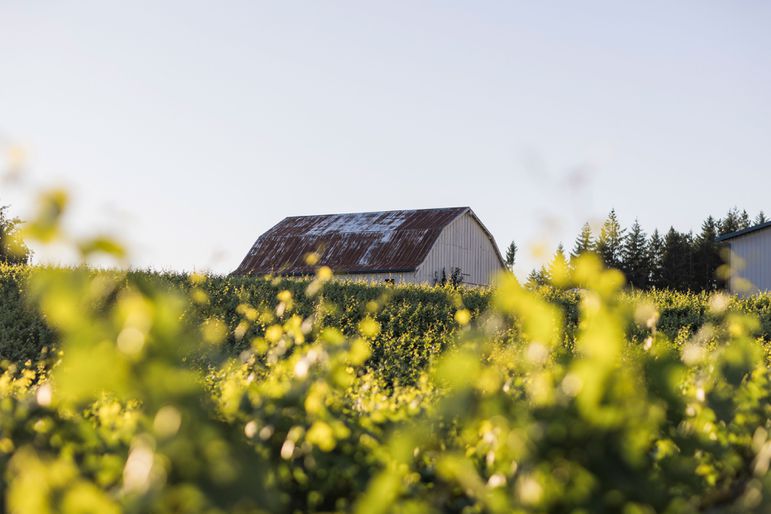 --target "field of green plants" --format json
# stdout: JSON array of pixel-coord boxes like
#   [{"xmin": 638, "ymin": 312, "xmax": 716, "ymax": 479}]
[{"xmin": 0, "ymin": 191, "xmax": 770, "ymax": 514}]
